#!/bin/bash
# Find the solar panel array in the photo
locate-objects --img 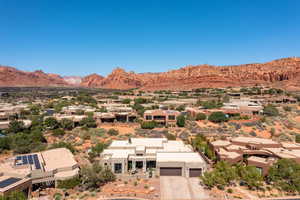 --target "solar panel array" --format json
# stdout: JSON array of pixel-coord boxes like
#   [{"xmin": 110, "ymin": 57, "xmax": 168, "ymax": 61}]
[
  {"xmin": 0, "ymin": 177, "xmax": 21, "ymax": 188},
  {"xmin": 15, "ymin": 154, "xmax": 41, "ymax": 170}
]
